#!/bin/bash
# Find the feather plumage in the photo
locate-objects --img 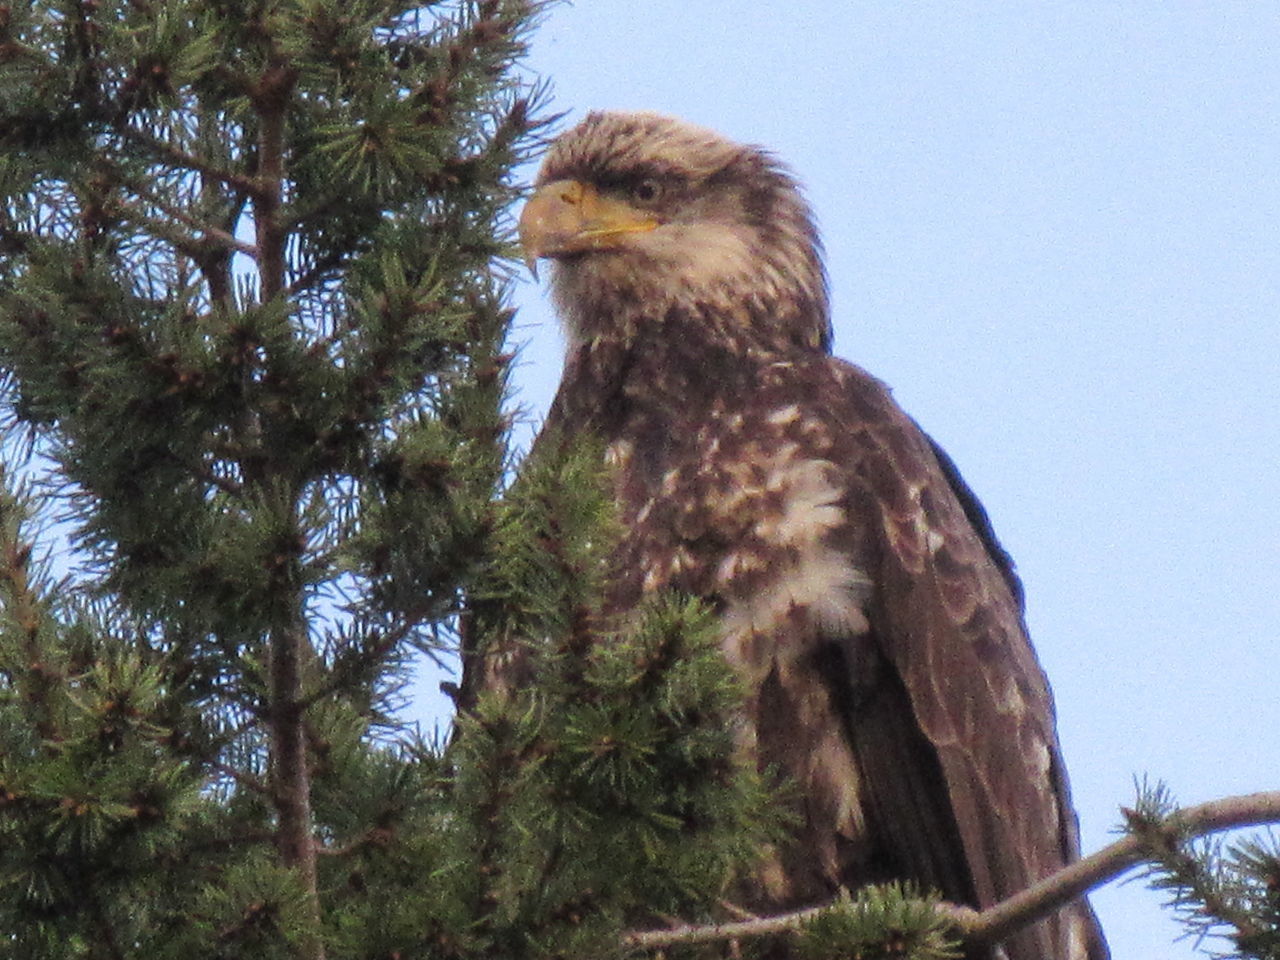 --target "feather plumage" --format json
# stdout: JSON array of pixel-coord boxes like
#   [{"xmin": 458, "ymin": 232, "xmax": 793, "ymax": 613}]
[{"xmin": 508, "ymin": 111, "xmax": 1108, "ymax": 960}]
